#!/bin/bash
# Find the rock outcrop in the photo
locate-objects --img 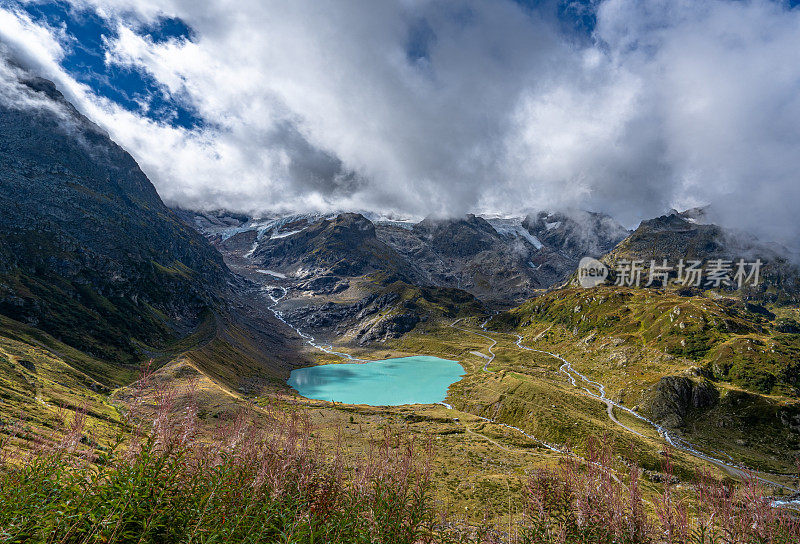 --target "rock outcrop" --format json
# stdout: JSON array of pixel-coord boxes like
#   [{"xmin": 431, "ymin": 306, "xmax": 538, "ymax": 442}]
[
  {"xmin": 253, "ymin": 213, "xmax": 421, "ymax": 282},
  {"xmin": 647, "ymin": 376, "xmax": 719, "ymax": 427},
  {"xmin": 603, "ymin": 209, "xmax": 800, "ymax": 303}
]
